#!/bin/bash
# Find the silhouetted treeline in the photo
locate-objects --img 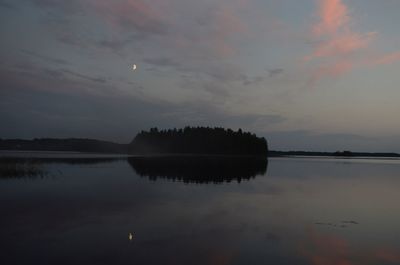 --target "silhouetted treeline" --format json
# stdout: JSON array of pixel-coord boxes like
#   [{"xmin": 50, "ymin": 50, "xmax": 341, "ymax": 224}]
[
  {"xmin": 128, "ymin": 156, "xmax": 268, "ymax": 184},
  {"xmin": 129, "ymin": 127, "xmax": 268, "ymax": 156},
  {"xmin": 0, "ymin": 138, "xmax": 128, "ymax": 153}
]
